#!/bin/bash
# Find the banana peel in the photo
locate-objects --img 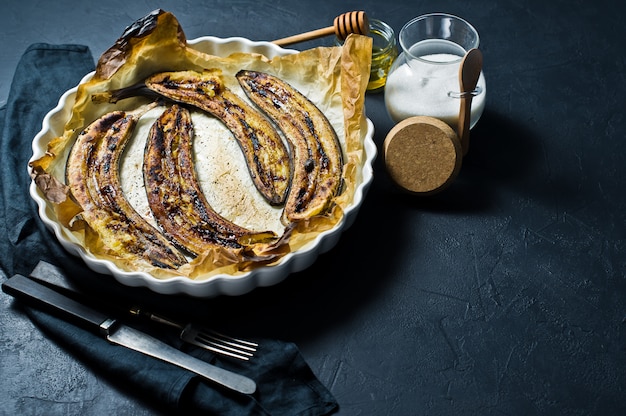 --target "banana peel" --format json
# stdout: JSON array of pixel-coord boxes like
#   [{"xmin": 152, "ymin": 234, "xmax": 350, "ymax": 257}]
[{"xmin": 29, "ymin": 9, "xmax": 372, "ymax": 279}]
